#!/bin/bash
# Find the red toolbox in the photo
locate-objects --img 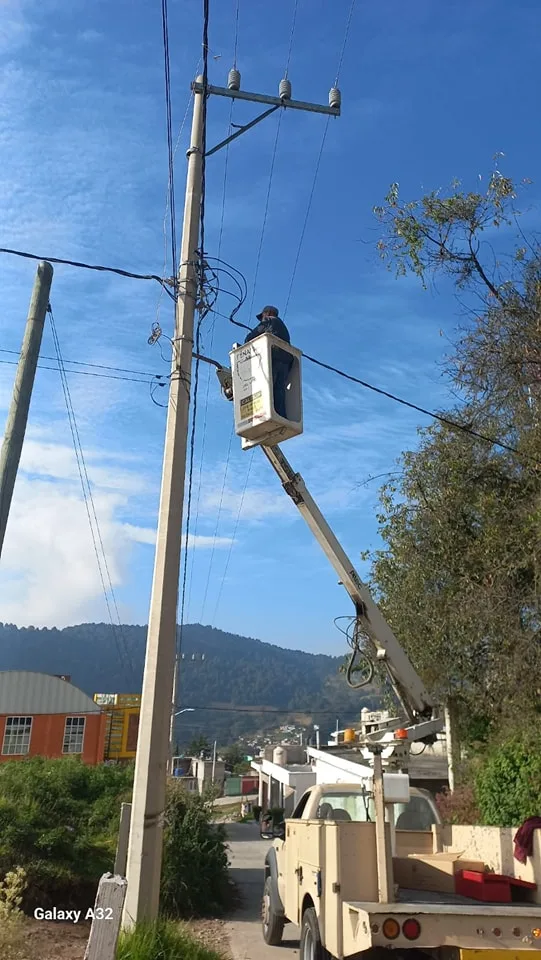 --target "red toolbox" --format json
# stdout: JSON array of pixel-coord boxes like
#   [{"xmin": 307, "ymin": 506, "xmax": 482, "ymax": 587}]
[{"xmin": 456, "ymin": 870, "xmax": 537, "ymax": 903}]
